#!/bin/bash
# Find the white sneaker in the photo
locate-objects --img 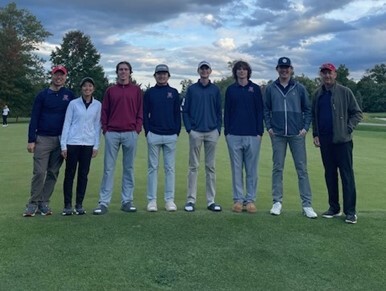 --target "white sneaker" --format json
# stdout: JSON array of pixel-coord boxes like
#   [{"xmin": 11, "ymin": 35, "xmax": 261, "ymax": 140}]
[
  {"xmin": 165, "ymin": 201, "xmax": 177, "ymax": 212},
  {"xmin": 147, "ymin": 200, "xmax": 158, "ymax": 212},
  {"xmin": 303, "ymin": 207, "xmax": 318, "ymax": 219},
  {"xmin": 270, "ymin": 202, "xmax": 282, "ymax": 215}
]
